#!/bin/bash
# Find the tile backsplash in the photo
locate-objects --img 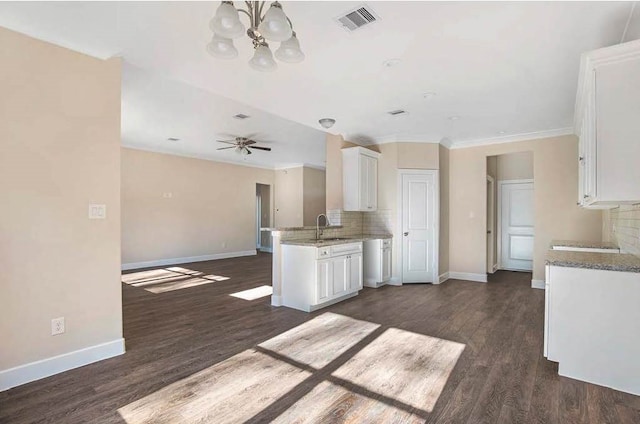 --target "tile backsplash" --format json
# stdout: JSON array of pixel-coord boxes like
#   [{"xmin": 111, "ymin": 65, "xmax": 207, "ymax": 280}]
[
  {"xmin": 278, "ymin": 209, "xmax": 394, "ymax": 242},
  {"xmin": 607, "ymin": 204, "xmax": 640, "ymax": 257}
]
